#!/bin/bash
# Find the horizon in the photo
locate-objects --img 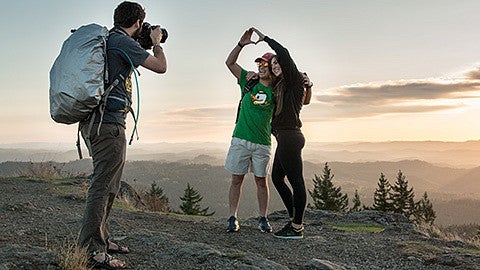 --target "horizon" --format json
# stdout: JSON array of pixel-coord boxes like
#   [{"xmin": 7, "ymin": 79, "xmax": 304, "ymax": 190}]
[
  {"xmin": 3, "ymin": 1, "xmax": 480, "ymax": 144},
  {"xmin": 2, "ymin": 138, "xmax": 480, "ymax": 149},
  {"xmin": 2, "ymin": 139, "xmax": 480, "ymax": 170}
]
